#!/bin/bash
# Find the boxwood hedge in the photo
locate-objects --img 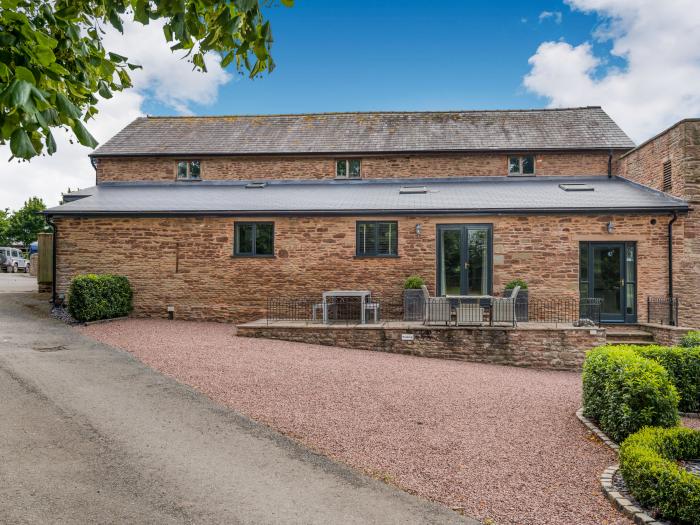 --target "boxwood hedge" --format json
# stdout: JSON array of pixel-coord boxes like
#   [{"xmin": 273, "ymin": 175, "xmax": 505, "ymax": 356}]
[
  {"xmin": 632, "ymin": 345, "xmax": 700, "ymax": 413},
  {"xmin": 583, "ymin": 346, "xmax": 679, "ymax": 443},
  {"xmin": 620, "ymin": 426, "xmax": 700, "ymax": 524},
  {"xmin": 68, "ymin": 274, "xmax": 133, "ymax": 323}
]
